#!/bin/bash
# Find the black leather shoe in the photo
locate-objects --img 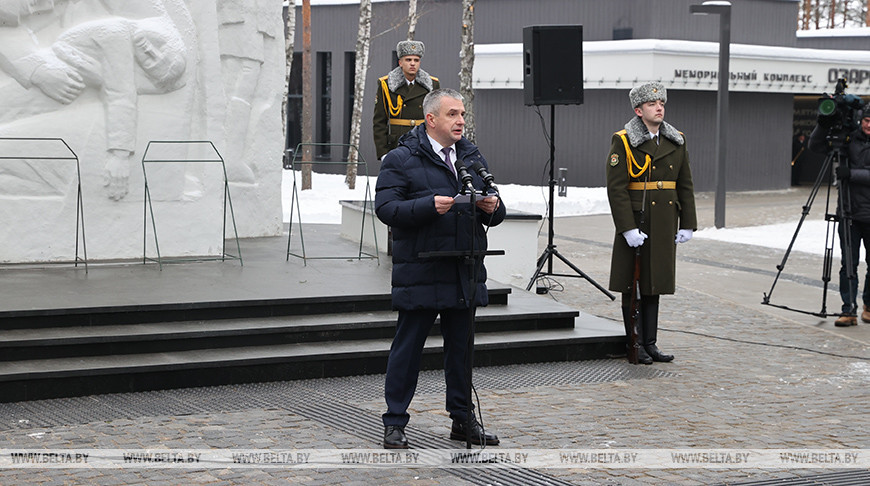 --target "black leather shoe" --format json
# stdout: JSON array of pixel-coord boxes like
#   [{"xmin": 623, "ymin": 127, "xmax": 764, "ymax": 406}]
[
  {"xmin": 630, "ymin": 344, "xmax": 653, "ymax": 365},
  {"xmin": 449, "ymin": 417, "xmax": 500, "ymax": 446},
  {"xmin": 384, "ymin": 425, "xmax": 409, "ymax": 449},
  {"xmin": 645, "ymin": 344, "xmax": 674, "ymax": 362}
]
